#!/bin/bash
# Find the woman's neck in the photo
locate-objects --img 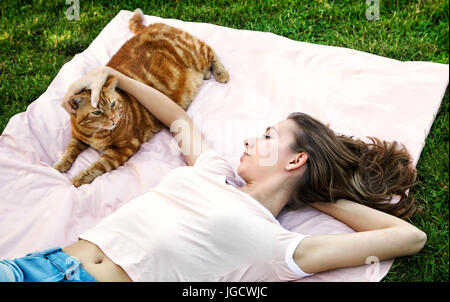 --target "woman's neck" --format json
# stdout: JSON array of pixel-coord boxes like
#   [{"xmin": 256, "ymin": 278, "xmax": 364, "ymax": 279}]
[{"xmin": 236, "ymin": 175, "xmax": 294, "ymax": 218}]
